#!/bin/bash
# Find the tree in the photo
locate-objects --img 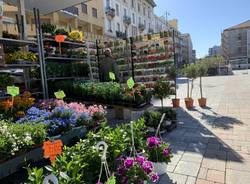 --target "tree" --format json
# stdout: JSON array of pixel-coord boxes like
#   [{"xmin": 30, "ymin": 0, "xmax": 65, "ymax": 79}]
[
  {"xmin": 168, "ymin": 66, "xmax": 178, "ymax": 99},
  {"xmin": 196, "ymin": 63, "xmax": 208, "ymax": 99},
  {"xmin": 183, "ymin": 64, "xmax": 197, "ymax": 99}
]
